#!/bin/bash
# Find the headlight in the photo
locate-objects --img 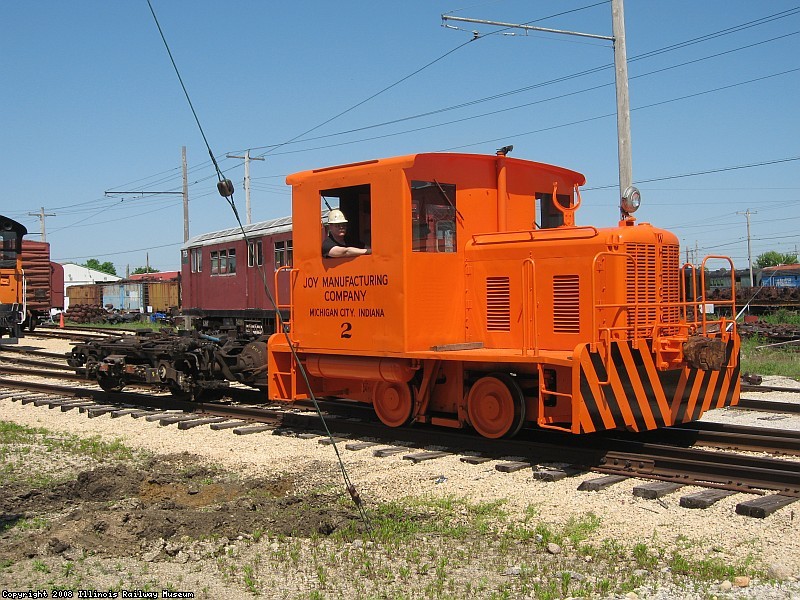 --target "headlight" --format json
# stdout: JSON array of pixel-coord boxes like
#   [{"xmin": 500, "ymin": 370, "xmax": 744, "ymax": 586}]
[{"xmin": 621, "ymin": 186, "xmax": 641, "ymax": 214}]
